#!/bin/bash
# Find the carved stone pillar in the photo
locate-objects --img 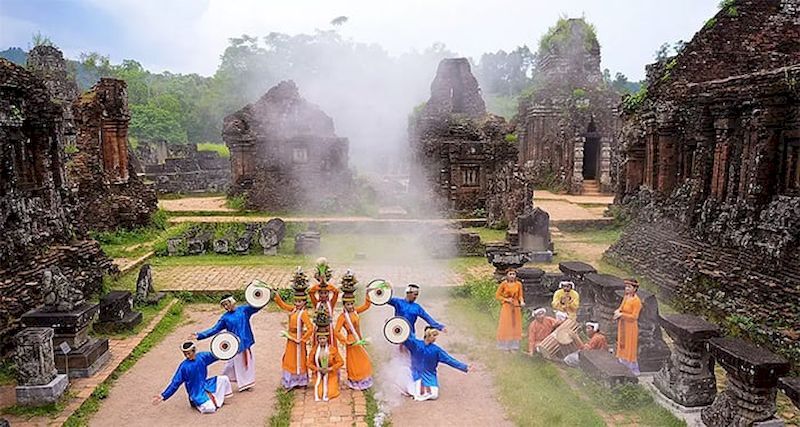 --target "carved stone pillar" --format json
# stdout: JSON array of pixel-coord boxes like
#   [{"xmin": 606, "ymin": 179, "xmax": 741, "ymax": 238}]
[
  {"xmin": 654, "ymin": 314, "xmax": 720, "ymax": 407},
  {"xmin": 701, "ymin": 337, "xmax": 790, "ymax": 427},
  {"xmin": 572, "ymin": 136, "xmax": 584, "ymax": 194},
  {"xmin": 599, "ymin": 136, "xmax": 612, "ymax": 192},
  {"xmin": 584, "ymin": 273, "xmax": 625, "ymax": 345}
]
